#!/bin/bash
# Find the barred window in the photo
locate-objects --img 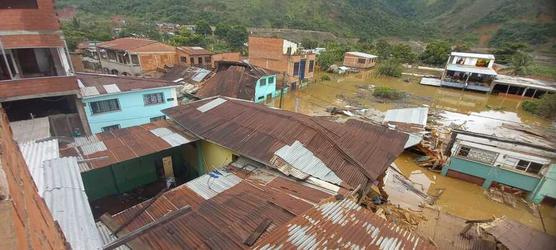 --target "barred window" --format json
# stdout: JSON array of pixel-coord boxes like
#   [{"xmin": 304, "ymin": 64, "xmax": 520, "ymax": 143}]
[
  {"xmin": 259, "ymin": 78, "xmax": 267, "ymax": 86},
  {"xmin": 102, "ymin": 124, "xmax": 120, "ymax": 132},
  {"xmin": 131, "ymin": 55, "xmax": 140, "ymax": 65},
  {"xmin": 516, "ymin": 160, "xmax": 544, "ymax": 175},
  {"xmin": 90, "ymin": 99, "xmax": 120, "ymax": 114},
  {"xmin": 456, "ymin": 145, "xmax": 498, "ymax": 165},
  {"xmin": 144, "ymin": 93, "xmax": 165, "ymax": 105},
  {"xmin": 150, "ymin": 116, "xmax": 166, "ymax": 122}
]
